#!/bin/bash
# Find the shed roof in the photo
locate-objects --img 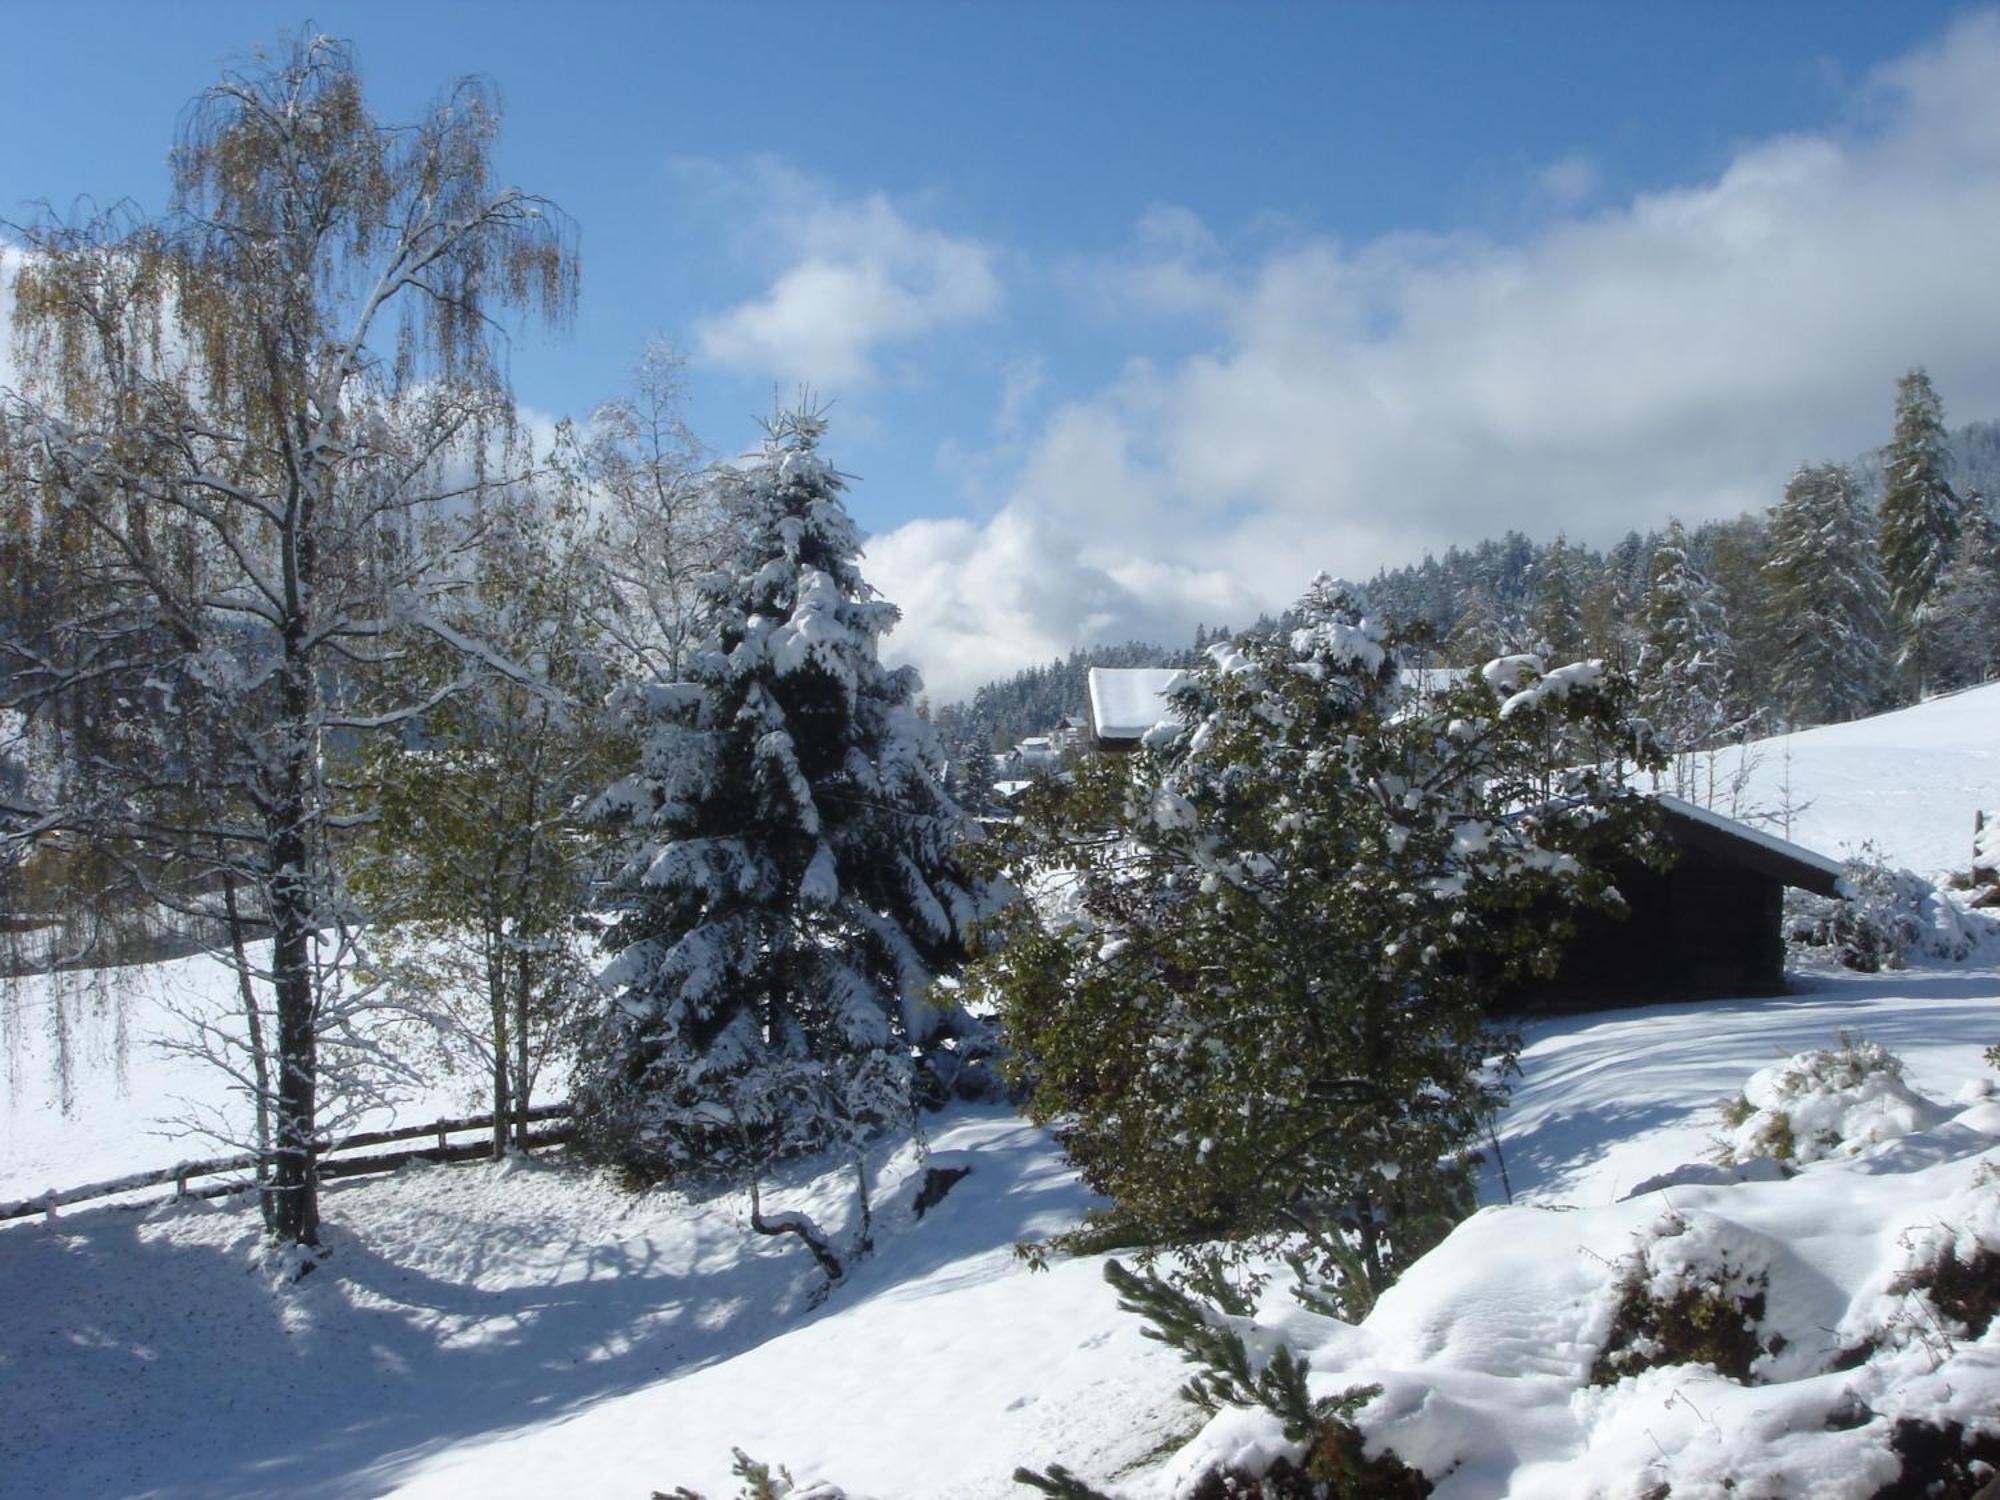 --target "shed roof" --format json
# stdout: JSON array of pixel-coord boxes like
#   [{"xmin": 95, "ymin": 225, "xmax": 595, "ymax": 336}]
[{"xmin": 1653, "ymin": 794, "xmax": 1844, "ymax": 897}]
